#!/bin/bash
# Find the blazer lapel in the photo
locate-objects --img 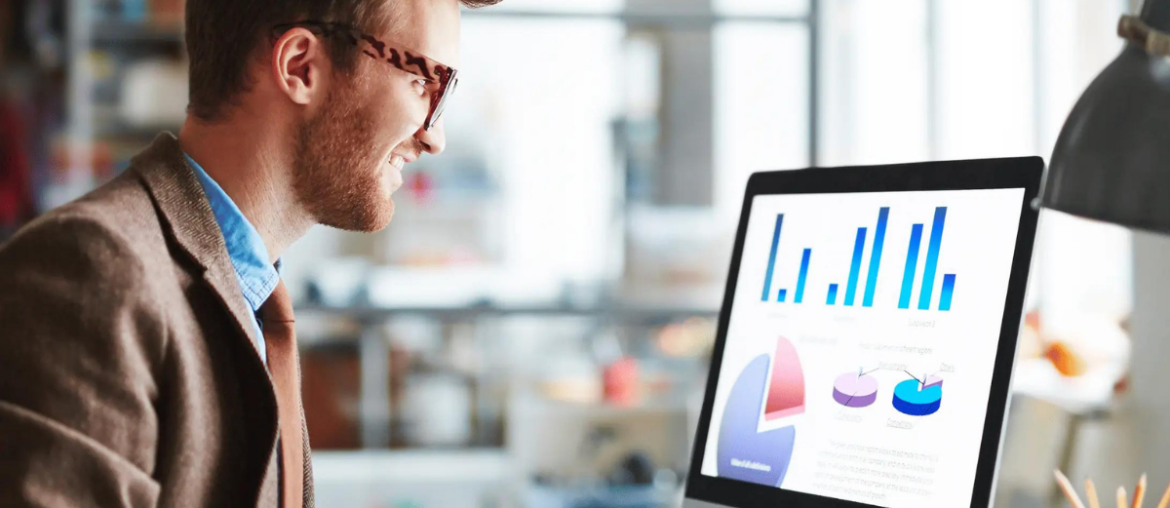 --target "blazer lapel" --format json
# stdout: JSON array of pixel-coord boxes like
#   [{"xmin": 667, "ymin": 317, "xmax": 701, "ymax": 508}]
[{"xmin": 130, "ymin": 133, "xmax": 266, "ymax": 361}]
